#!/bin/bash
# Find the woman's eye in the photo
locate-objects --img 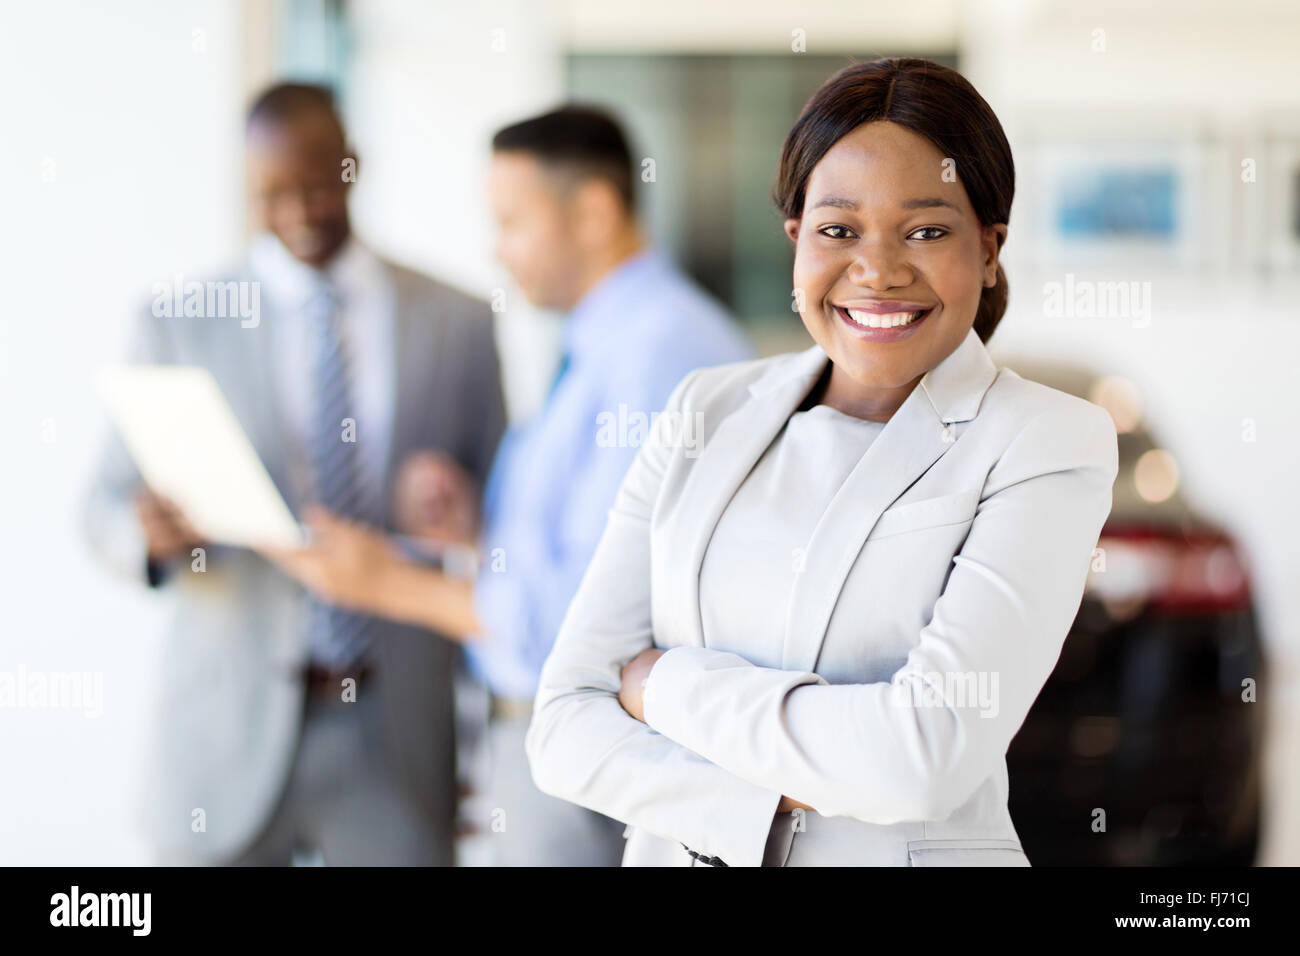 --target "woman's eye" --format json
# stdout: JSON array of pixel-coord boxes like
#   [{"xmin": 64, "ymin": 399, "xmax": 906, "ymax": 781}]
[
  {"xmin": 817, "ymin": 225, "xmax": 856, "ymax": 240},
  {"xmin": 909, "ymin": 226, "xmax": 948, "ymax": 241}
]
